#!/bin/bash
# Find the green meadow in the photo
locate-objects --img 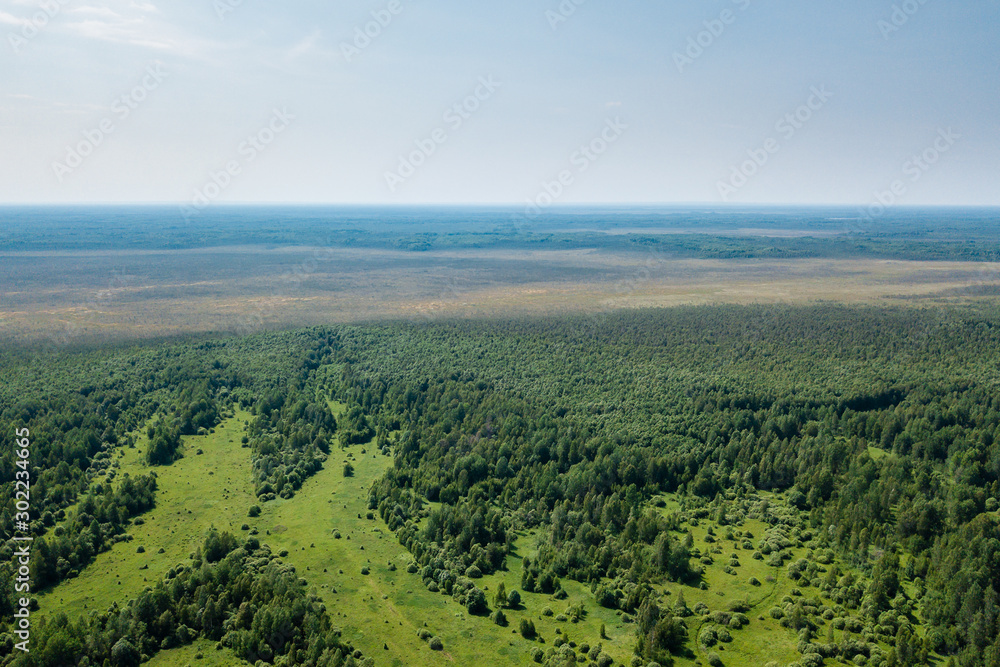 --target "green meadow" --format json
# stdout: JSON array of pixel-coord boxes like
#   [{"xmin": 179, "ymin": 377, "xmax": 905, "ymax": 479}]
[{"xmin": 34, "ymin": 398, "xmax": 932, "ymax": 667}]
